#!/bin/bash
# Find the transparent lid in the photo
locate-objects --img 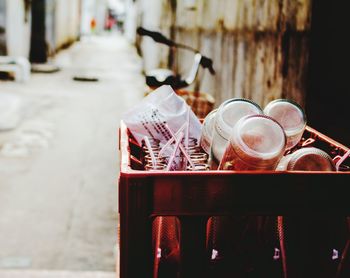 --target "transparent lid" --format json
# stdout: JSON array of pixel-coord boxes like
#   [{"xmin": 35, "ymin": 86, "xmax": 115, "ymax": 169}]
[
  {"xmin": 263, "ymin": 99, "xmax": 307, "ymax": 136},
  {"xmin": 287, "ymin": 147, "xmax": 336, "ymax": 171},
  {"xmin": 215, "ymin": 98, "xmax": 263, "ymax": 140},
  {"xmin": 232, "ymin": 115, "xmax": 287, "ymax": 160}
]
